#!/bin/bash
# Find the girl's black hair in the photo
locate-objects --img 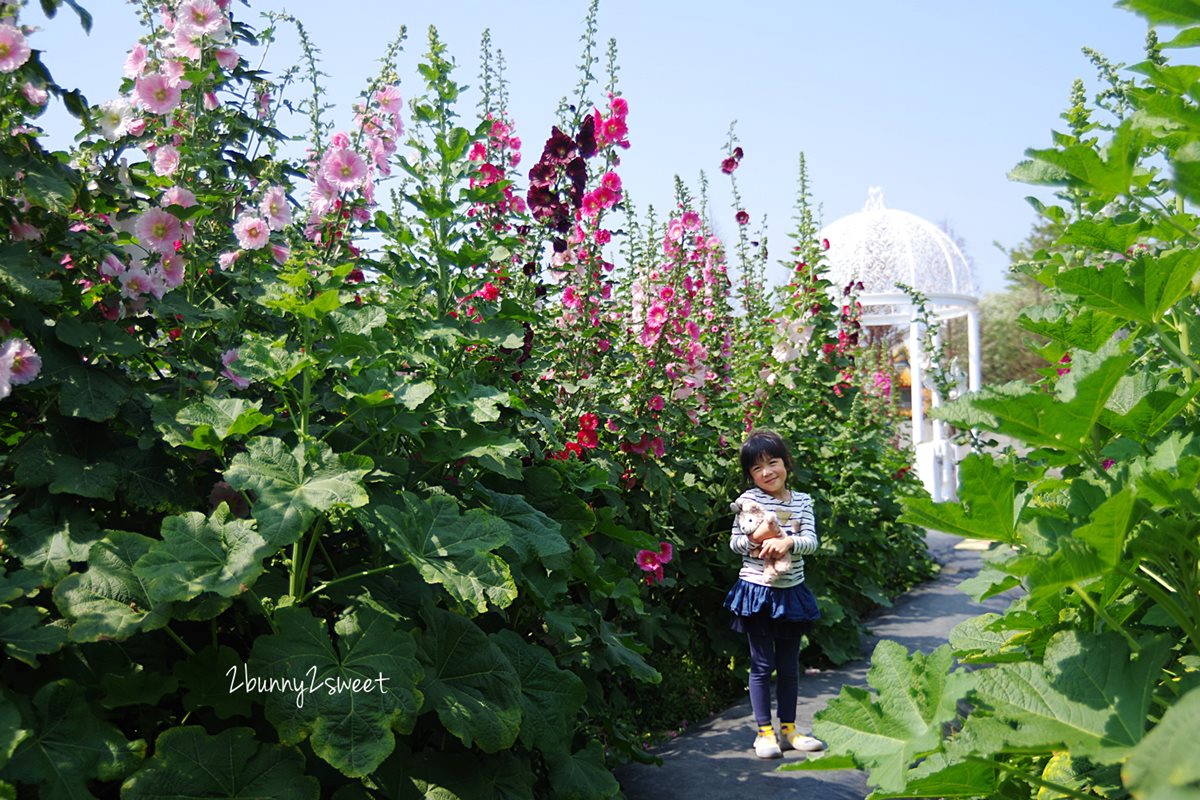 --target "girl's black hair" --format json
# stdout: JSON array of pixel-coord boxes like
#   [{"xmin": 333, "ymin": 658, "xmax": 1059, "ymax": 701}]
[{"xmin": 740, "ymin": 429, "xmax": 794, "ymax": 482}]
